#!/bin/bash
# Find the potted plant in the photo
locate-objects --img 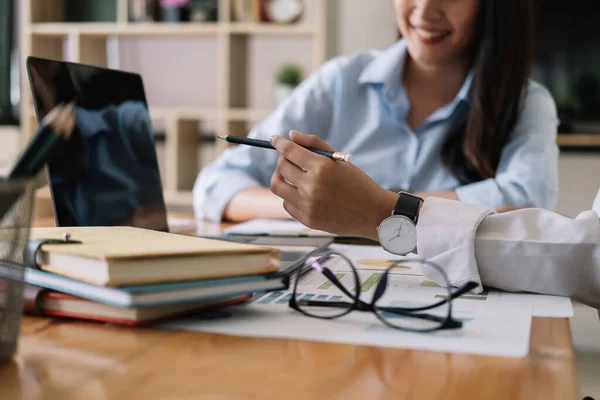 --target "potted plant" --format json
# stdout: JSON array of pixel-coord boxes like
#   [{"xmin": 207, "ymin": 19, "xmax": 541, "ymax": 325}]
[
  {"xmin": 274, "ymin": 63, "xmax": 303, "ymax": 107},
  {"xmin": 160, "ymin": 0, "xmax": 191, "ymax": 22}
]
